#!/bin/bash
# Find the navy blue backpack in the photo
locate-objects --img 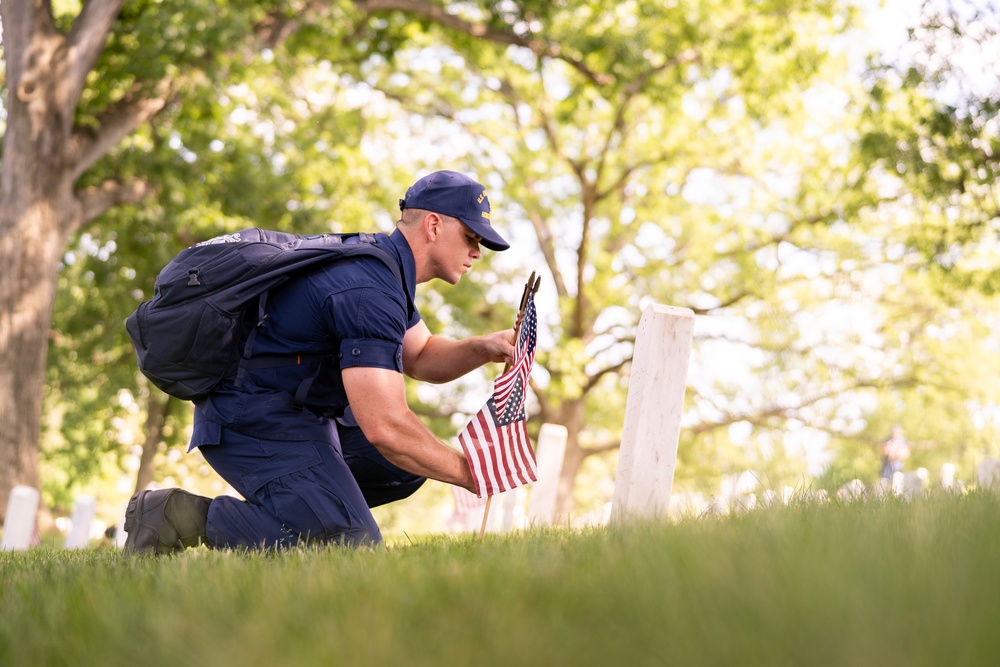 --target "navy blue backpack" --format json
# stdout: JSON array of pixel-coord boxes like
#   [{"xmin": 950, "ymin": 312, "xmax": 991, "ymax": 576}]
[{"xmin": 125, "ymin": 228, "xmax": 409, "ymax": 401}]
